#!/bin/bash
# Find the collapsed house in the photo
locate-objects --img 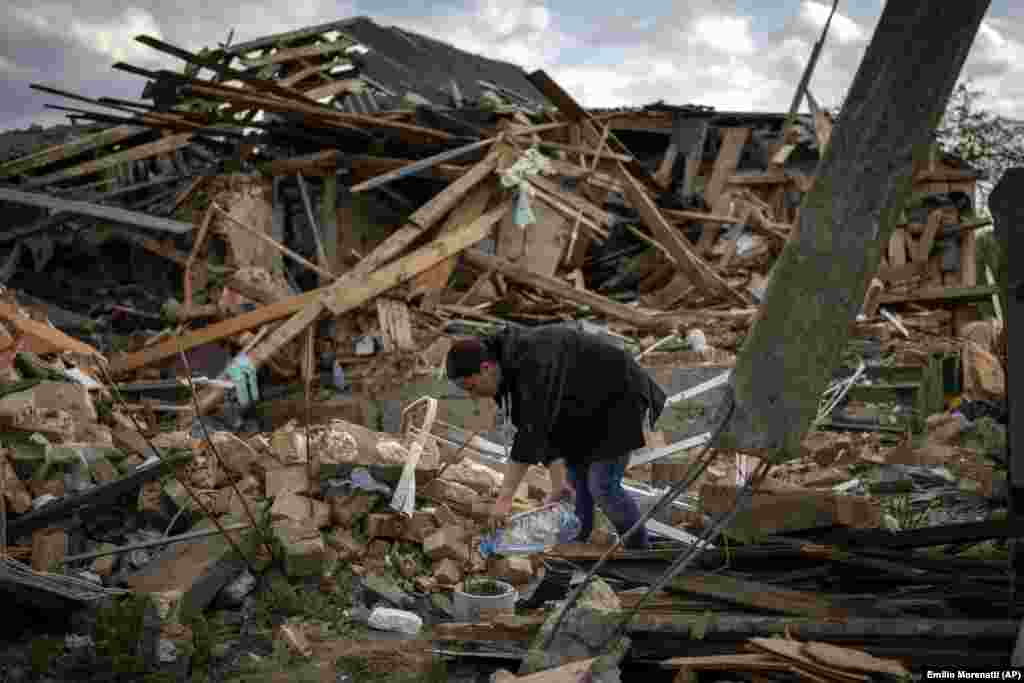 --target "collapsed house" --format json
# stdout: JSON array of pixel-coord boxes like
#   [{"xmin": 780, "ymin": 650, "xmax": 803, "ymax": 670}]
[{"xmin": 0, "ymin": 14, "xmax": 1013, "ymax": 682}]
